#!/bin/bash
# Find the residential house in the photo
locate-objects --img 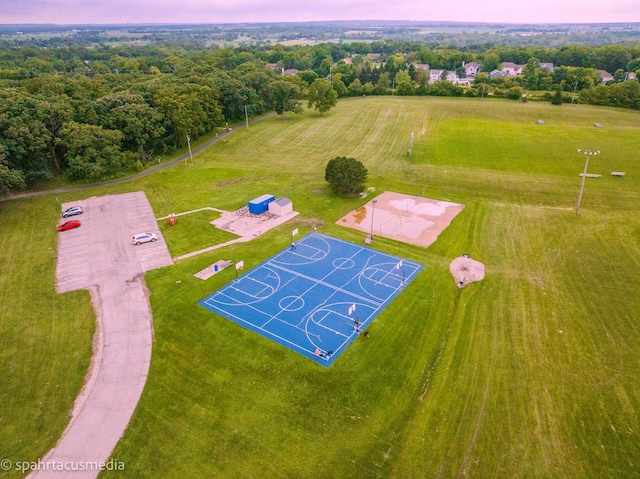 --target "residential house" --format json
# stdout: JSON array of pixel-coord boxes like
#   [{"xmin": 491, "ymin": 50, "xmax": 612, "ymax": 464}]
[
  {"xmin": 429, "ymin": 69, "xmax": 444, "ymax": 83},
  {"xmin": 500, "ymin": 62, "xmax": 523, "ymax": 76},
  {"xmin": 598, "ymin": 70, "xmax": 614, "ymax": 83},
  {"xmin": 445, "ymin": 71, "xmax": 459, "ymax": 83},
  {"xmin": 488, "ymin": 69, "xmax": 504, "ymax": 79},
  {"xmin": 539, "ymin": 62, "xmax": 555, "ymax": 72},
  {"xmin": 463, "ymin": 61, "xmax": 480, "ymax": 77}
]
